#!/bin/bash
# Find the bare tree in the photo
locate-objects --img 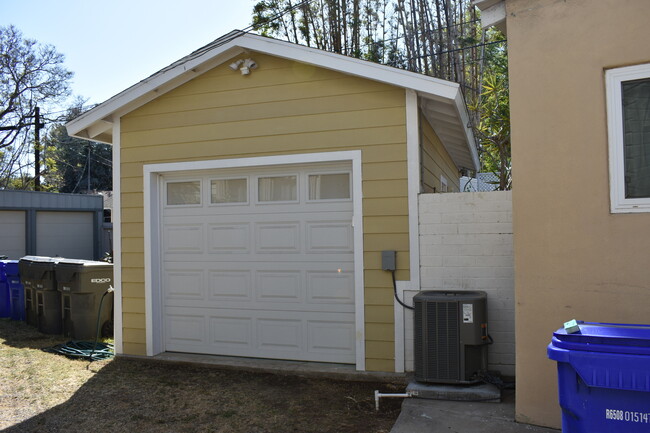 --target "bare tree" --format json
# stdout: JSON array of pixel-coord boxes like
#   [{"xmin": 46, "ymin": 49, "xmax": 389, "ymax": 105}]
[{"xmin": 0, "ymin": 25, "xmax": 73, "ymax": 188}]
